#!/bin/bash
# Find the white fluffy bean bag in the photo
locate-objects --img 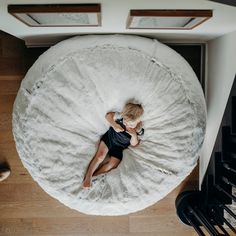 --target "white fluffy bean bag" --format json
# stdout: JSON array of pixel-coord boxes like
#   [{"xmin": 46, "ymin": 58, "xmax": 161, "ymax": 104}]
[{"xmin": 12, "ymin": 35, "xmax": 206, "ymax": 215}]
